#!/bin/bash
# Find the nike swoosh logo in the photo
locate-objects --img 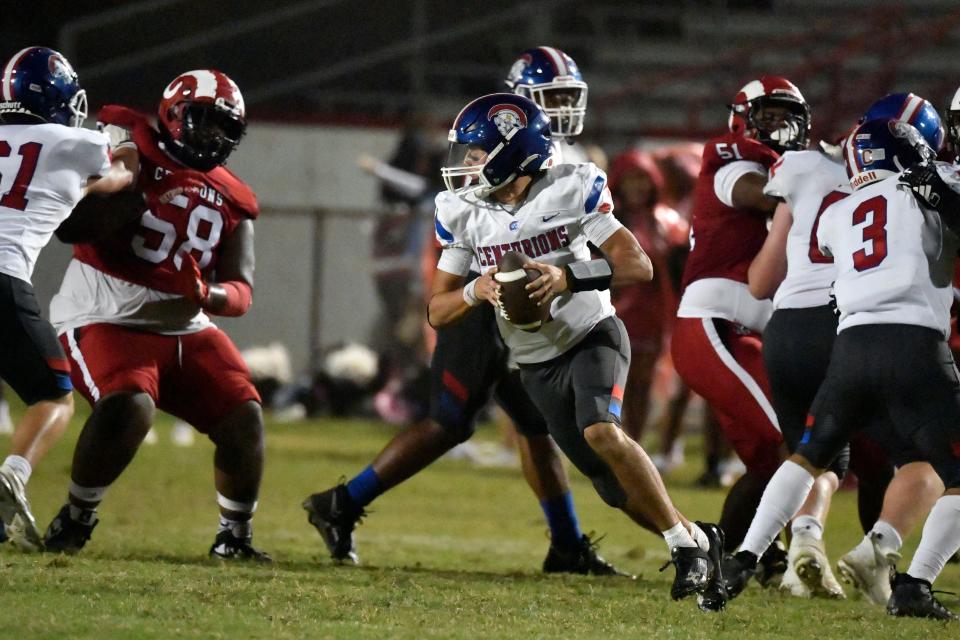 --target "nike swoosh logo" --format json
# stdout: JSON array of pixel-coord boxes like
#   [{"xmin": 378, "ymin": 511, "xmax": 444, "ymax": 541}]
[
  {"xmin": 542, "ymin": 213, "xmax": 560, "ymax": 222},
  {"xmin": 162, "ymin": 80, "xmax": 183, "ymax": 99}
]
